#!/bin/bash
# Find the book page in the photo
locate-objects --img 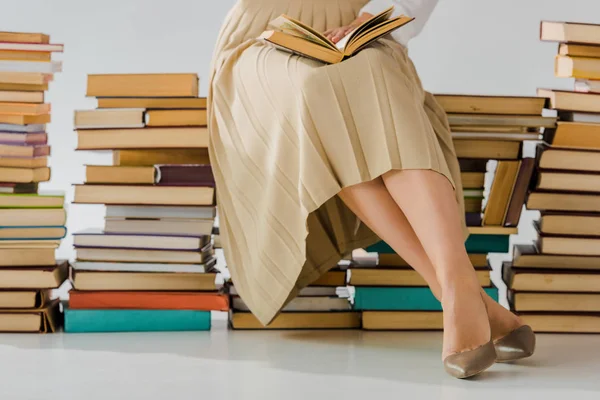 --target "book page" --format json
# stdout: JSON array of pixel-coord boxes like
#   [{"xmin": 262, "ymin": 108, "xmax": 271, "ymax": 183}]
[
  {"xmin": 337, "ymin": 6, "xmax": 395, "ymax": 51},
  {"xmin": 269, "ymin": 15, "xmax": 336, "ymax": 50}
]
